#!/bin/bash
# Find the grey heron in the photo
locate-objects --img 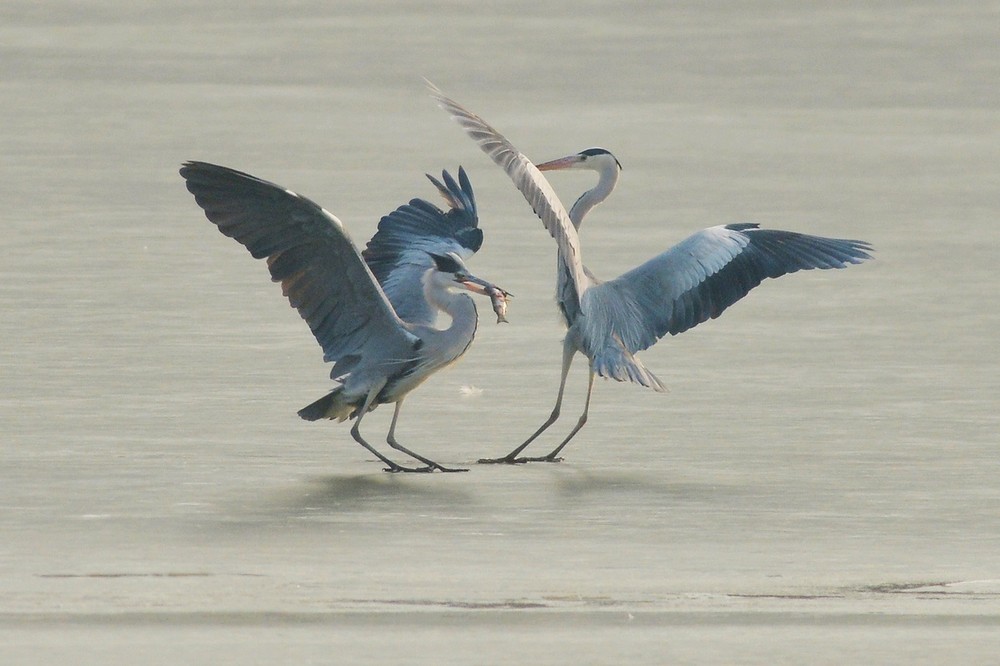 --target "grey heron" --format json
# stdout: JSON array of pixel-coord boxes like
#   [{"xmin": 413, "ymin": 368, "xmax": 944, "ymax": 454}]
[
  {"xmin": 180, "ymin": 161, "xmax": 510, "ymax": 473},
  {"xmin": 429, "ymin": 86, "xmax": 873, "ymax": 464}
]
